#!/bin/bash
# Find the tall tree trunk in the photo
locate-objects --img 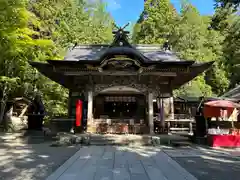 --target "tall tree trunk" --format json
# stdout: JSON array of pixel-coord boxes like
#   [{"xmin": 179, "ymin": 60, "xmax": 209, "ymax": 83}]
[{"xmin": 0, "ymin": 85, "xmax": 8, "ymax": 124}]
